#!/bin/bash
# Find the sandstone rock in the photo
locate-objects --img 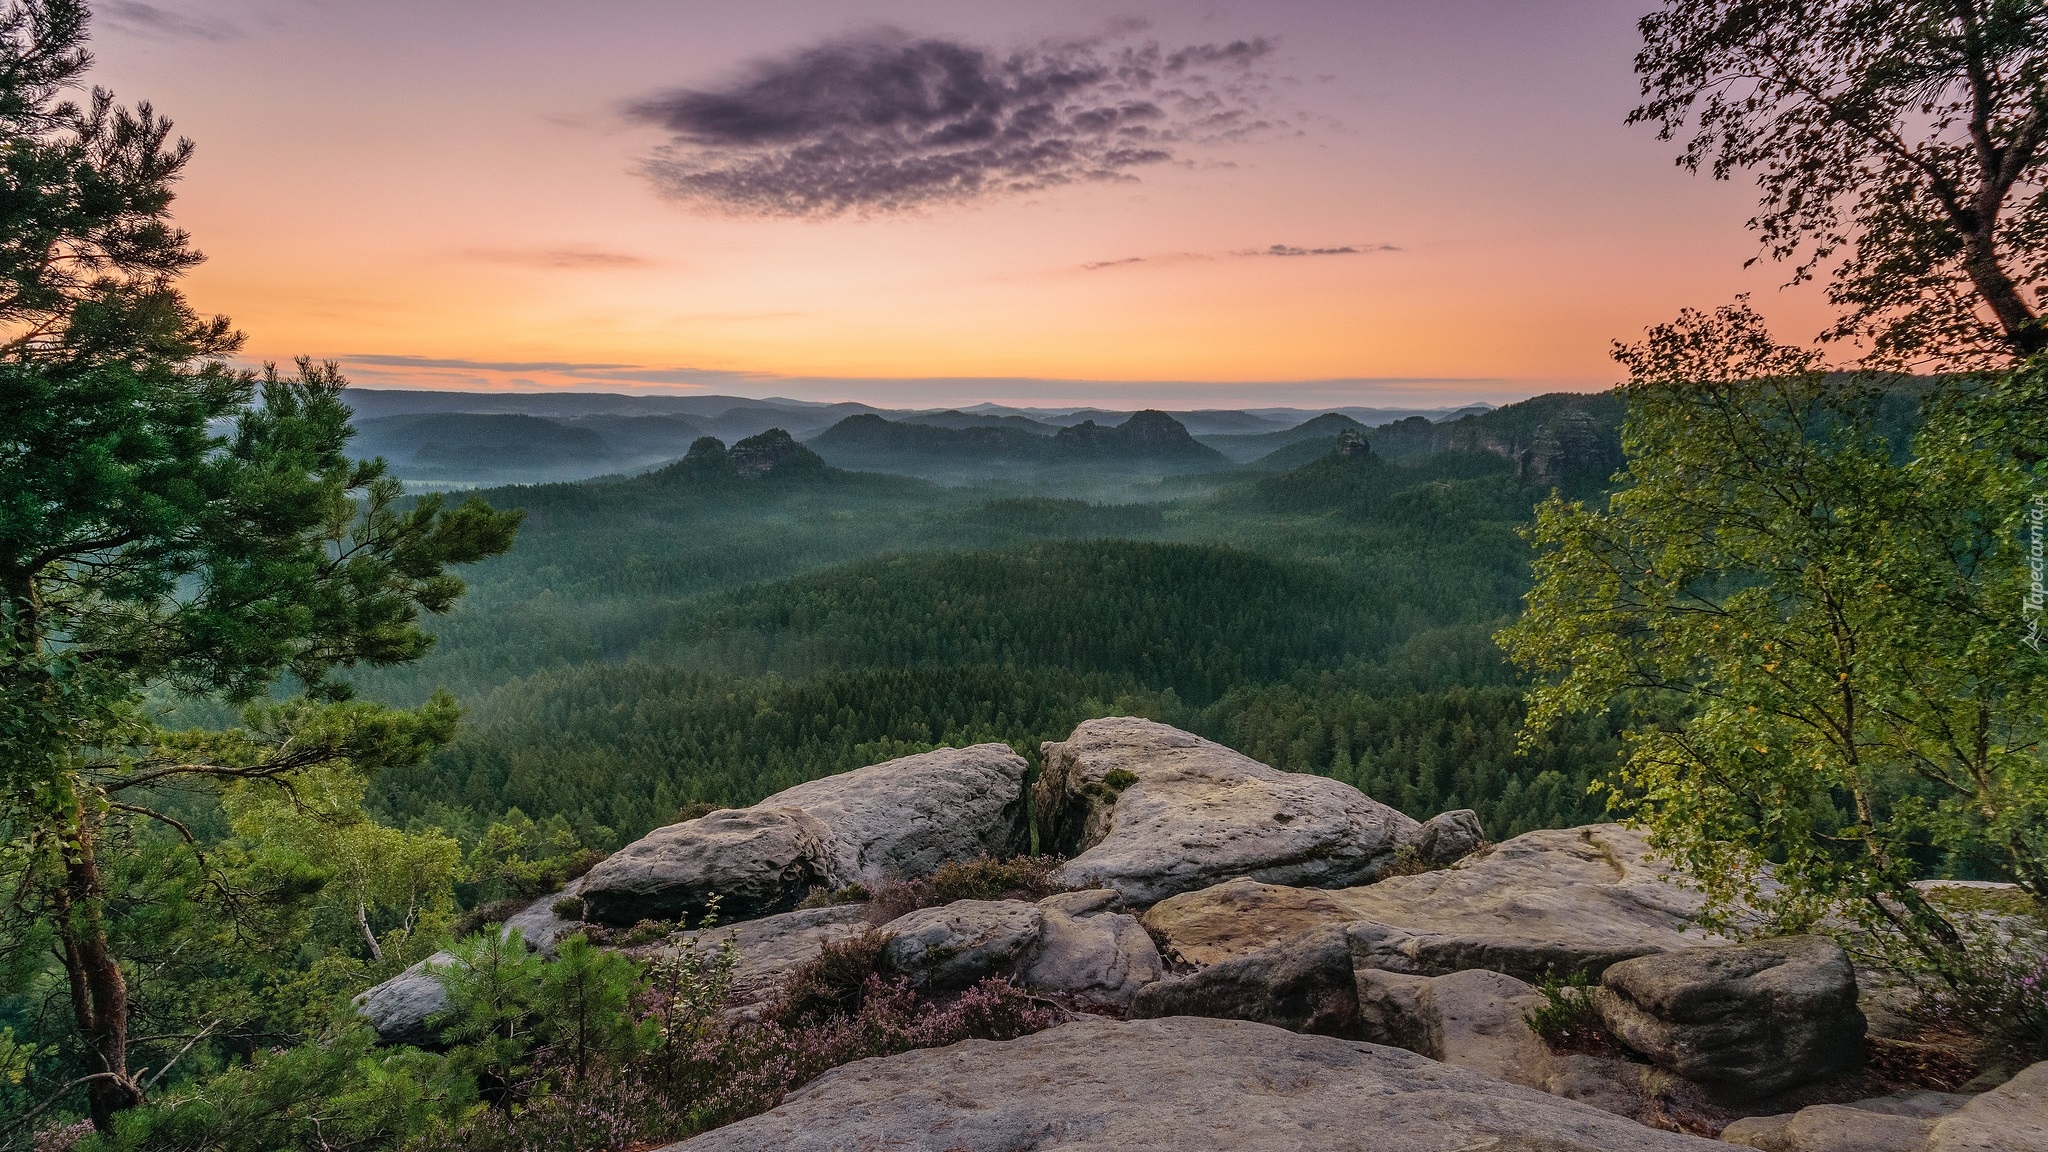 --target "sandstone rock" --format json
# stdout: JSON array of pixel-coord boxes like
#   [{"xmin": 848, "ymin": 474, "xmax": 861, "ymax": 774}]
[
  {"xmin": 580, "ymin": 745, "xmax": 1029, "ymax": 926},
  {"xmin": 1019, "ymin": 894, "xmax": 1163, "ymax": 1010},
  {"xmin": 1353, "ymin": 967, "xmax": 1431, "ymax": 1050},
  {"xmin": 1129, "ymin": 924, "xmax": 1360, "ymax": 1036},
  {"xmin": 1145, "ymin": 824, "xmax": 1718, "ymax": 979},
  {"xmin": 1543, "ymin": 1053, "xmax": 1663, "ymax": 1124},
  {"xmin": 1415, "ymin": 808, "xmax": 1486, "ymax": 866},
  {"xmin": 354, "ymin": 951, "xmax": 460, "ymax": 1048},
  {"xmin": 662, "ymin": 1016, "xmax": 1726, "ymax": 1151},
  {"xmin": 1595, "ymin": 935, "xmax": 1863, "ymax": 1099},
  {"xmin": 580, "ymin": 807, "xmax": 833, "ymax": 926},
  {"xmin": 1142, "ymin": 876, "xmax": 1356, "ymax": 967},
  {"xmin": 1416, "ymin": 967, "xmax": 1554, "ymax": 1087},
  {"xmin": 501, "ymin": 876, "xmax": 587, "ymax": 957},
  {"xmin": 1034, "ymin": 717, "xmax": 1423, "ymax": 904},
  {"xmin": 1927, "ymin": 1059, "xmax": 2048, "ymax": 1151},
  {"xmin": 1339, "ymin": 825, "xmax": 1718, "ymax": 980},
  {"xmin": 880, "ymin": 900, "xmax": 1044, "ymax": 990},
  {"xmin": 1720, "ymin": 1105, "xmax": 1933, "ymax": 1152},
  {"xmin": 642, "ymin": 905, "xmax": 871, "ymax": 1005},
  {"xmin": 765, "ymin": 744, "xmax": 1030, "ymax": 887}
]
